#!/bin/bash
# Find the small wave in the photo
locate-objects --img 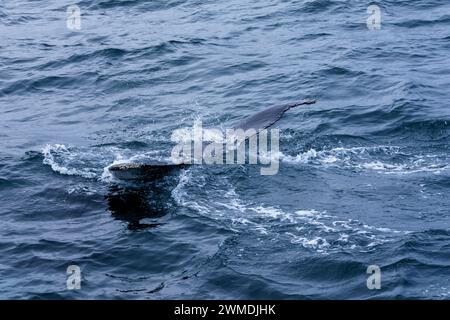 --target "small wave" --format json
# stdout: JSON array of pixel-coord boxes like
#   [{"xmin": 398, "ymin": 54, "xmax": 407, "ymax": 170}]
[
  {"xmin": 297, "ymin": 0, "xmax": 344, "ymax": 14},
  {"xmin": 394, "ymin": 15, "xmax": 450, "ymax": 28},
  {"xmin": 67, "ymin": 184, "xmax": 99, "ymax": 196},
  {"xmin": 375, "ymin": 119, "xmax": 450, "ymax": 141},
  {"xmin": 41, "ymin": 143, "xmax": 171, "ymax": 182},
  {"xmin": 262, "ymin": 207, "xmax": 406, "ymax": 253},
  {"xmin": 42, "ymin": 144, "xmax": 98, "ymax": 179},
  {"xmin": 316, "ymin": 66, "xmax": 363, "ymax": 77},
  {"xmin": 280, "ymin": 145, "xmax": 449, "ymax": 175},
  {"xmin": 80, "ymin": 0, "xmax": 187, "ymax": 11}
]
